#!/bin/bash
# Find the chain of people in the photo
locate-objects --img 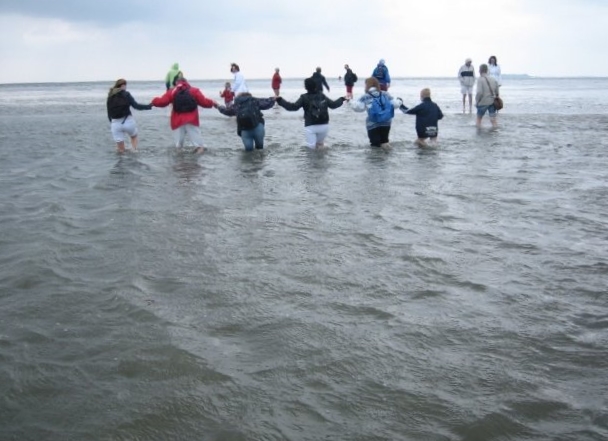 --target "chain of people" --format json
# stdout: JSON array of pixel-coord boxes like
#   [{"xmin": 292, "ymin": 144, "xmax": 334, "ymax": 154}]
[{"xmin": 107, "ymin": 57, "xmax": 502, "ymax": 154}]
